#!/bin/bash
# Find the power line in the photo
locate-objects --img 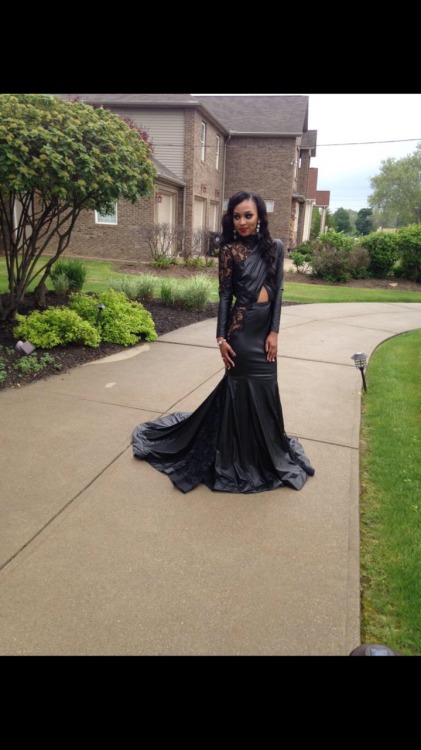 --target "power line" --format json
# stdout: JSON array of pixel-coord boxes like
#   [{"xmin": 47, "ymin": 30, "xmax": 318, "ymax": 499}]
[
  {"xmin": 152, "ymin": 137, "xmax": 421, "ymax": 149},
  {"xmin": 317, "ymin": 138, "xmax": 421, "ymax": 147}
]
